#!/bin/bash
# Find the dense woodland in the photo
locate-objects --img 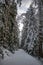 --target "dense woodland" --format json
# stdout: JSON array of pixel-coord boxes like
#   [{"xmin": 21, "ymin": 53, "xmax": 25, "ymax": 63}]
[
  {"xmin": 0, "ymin": 0, "xmax": 43, "ymax": 58},
  {"xmin": 0, "ymin": 0, "xmax": 20, "ymax": 54},
  {"xmin": 19, "ymin": 0, "xmax": 43, "ymax": 58}
]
